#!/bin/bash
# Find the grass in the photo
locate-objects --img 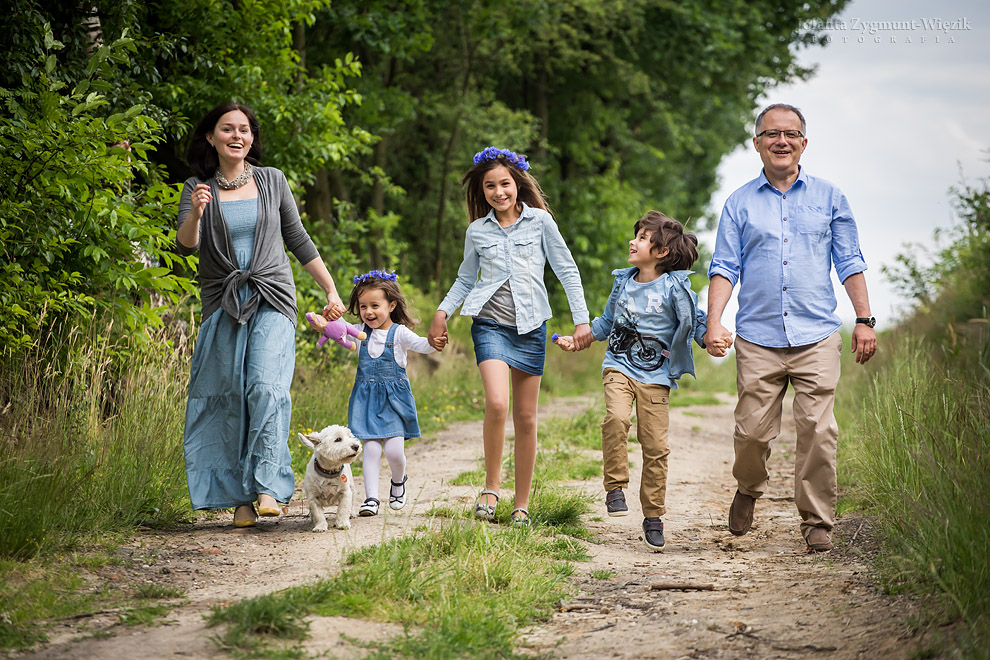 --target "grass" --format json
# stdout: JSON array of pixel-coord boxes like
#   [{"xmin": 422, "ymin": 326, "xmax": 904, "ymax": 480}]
[
  {"xmin": 133, "ymin": 583, "xmax": 186, "ymax": 600},
  {"xmin": 836, "ymin": 328, "xmax": 990, "ymax": 655},
  {"xmin": 0, "ymin": 551, "xmax": 184, "ymax": 651},
  {"xmin": 207, "ymin": 397, "xmax": 607, "ymax": 658},
  {"xmin": 208, "ymin": 503, "xmax": 588, "ymax": 658},
  {"xmin": 0, "ymin": 290, "xmax": 737, "ymax": 655},
  {"xmin": 0, "ymin": 325, "xmax": 192, "ymax": 562},
  {"xmin": 0, "ymin": 558, "xmax": 99, "ymax": 650}
]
